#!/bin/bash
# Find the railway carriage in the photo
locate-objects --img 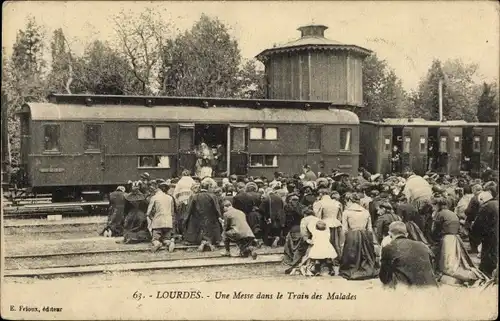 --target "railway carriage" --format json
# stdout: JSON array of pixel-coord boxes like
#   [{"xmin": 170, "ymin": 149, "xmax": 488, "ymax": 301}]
[
  {"xmin": 17, "ymin": 94, "xmax": 360, "ymax": 201},
  {"xmin": 360, "ymin": 118, "xmax": 499, "ymax": 176}
]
